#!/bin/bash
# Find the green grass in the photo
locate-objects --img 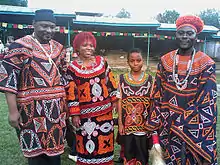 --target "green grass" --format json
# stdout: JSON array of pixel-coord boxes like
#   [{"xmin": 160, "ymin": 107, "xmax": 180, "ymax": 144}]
[{"xmin": 216, "ymin": 73, "xmax": 220, "ymax": 83}]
